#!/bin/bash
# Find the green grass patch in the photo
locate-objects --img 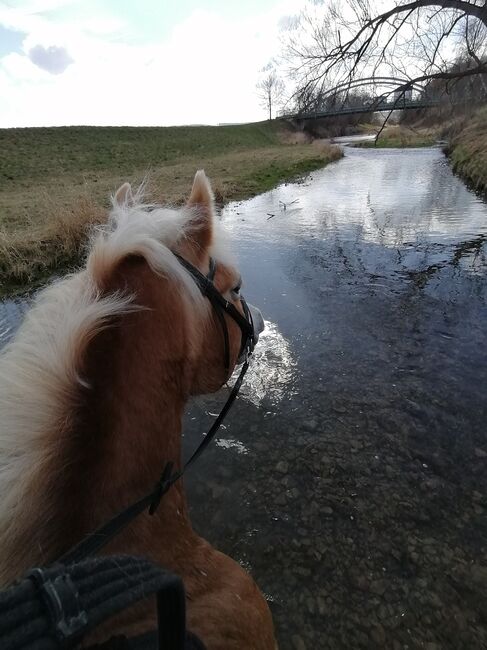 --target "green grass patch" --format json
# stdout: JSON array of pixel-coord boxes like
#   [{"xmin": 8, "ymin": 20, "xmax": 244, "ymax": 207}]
[{"xmin": 0, "ymin": 122, "xmax": 283, "ymax": 191}]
